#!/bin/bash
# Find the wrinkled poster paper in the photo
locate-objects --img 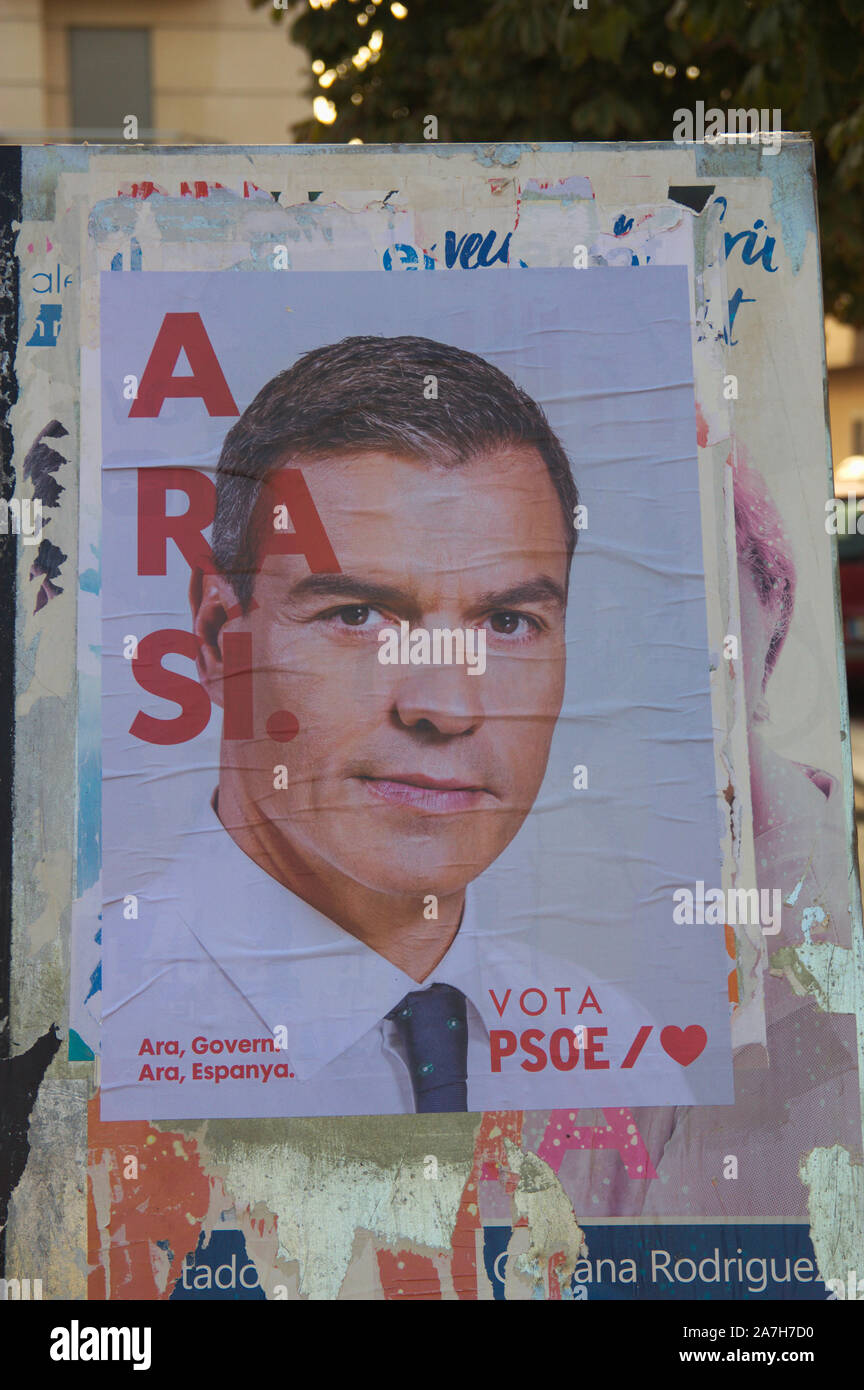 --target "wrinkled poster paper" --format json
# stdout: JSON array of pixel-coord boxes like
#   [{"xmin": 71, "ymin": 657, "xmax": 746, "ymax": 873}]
[{"xmin": 100, "ymin": 266, "xmax": 735, "ymax": 1119}]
